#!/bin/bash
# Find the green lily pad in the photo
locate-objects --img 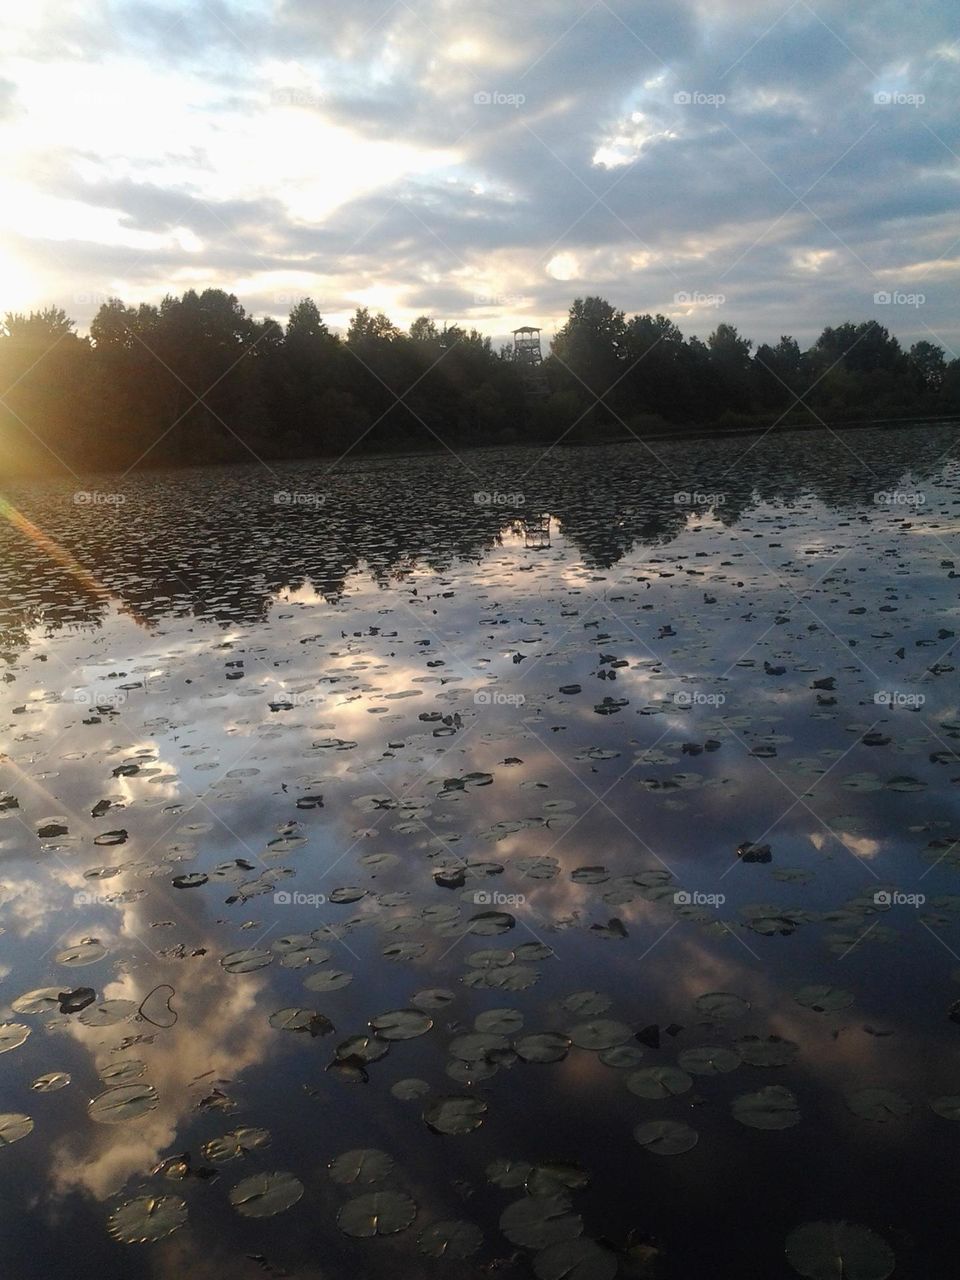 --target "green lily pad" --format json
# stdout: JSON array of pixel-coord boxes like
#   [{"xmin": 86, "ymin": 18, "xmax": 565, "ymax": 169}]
[
  {"xmin": 694, "ymin": 991, "xmax": 750, "ymax": 1020},
  {"xmin": 107, "ymin": 1195, "xmax": 187, "ymax": 1243},
  {"xmin": 733, "ymin": 1086, "xmax": 800, "ymax": 1129},
  {"xmin": 423, "ymin": 1096, "xmax": 487, "ymax": 1134},
  {"xmin": 229, "ymin": 1171, "xmax": 304, "ymax": 1218},
  {"xmin": 0, "ymin": 1113, "xmax": 34, "ymax": 1146},
  {"xmin": 338, "ymin": 1190, "xmax": 417, "ymax": 1237},
  {"xmin": 369, "ymin": 1009, "xmax": 433, "ymax": 1040},
  {"xmin": 418, "ymin": 1219, "xmax": 483, "ymax": 1258},
  {"xmin": 303, "ymin": 968, "xmax": 353, "ymax": 992},
  {"xmin": 735, "ymin": 1035, "xmax": 800, "ymax": 1067},
  {"xmin": 794, "ymin": 985, "xmax": 855, "ymax": 1013},
  {"xmin": 329, "ymin": 1148, "xmax": 394, "ymax": 1185},
  {"xmin": 31, "ymin": 1072, "xmax": 71, "ymax": 1092},
  {"xmin": 0, "ymin": 1023, "xmax": 31, "ymax": 1054},
  {"xmin": 568, "ymin": 1020, "xmax": 632, "ymax": 1051},
  {"xmin": 533, "ymin": 1238, "xmax": 618, "ymax": 1280},
  {"xmin": 633, "ymin": 1119, "xmax": 698, "ymax": 1155},
  {"xmin": 678, "ymin": 1045, "xmax": 742, "ymax": 1076},
  {"xmin": 221, "ymin": 948, "xmax": 273, "ymax": 974},
  {"xmin": 785, "ymin": 1221, "xmax": 894, "ymax": 1279},
  {"xmin": 626, "ymin": 1065, "xmax": 693, "ymax": 1099},
  {"xmin": 88, "ymin": 1082, "xmax": 159, "ymax": 1124},
  {"xmin": 845, "ymin": 1088, "xmax": 912, "ymax": 1122},
  {"xmin": 202, "ymin": 1127, "xmax": 271, "ymax": 1162},
  {"xmin": 515, "ymin": 1033, "xmax": 571, "ymax": 1063},
  {"xmin": 499, "ymin": 1194, "xmax": 583, "ymax": 1249}
]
